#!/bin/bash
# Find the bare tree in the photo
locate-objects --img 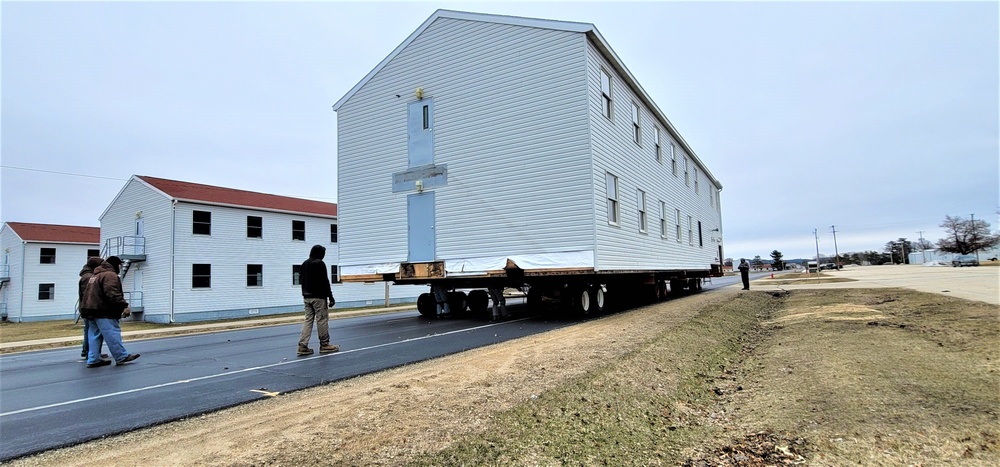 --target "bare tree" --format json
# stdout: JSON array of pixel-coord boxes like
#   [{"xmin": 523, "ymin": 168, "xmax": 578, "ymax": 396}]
[{"xmin": 937, "ymin": 215, "xmax": 1000, "ymax": 254}]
